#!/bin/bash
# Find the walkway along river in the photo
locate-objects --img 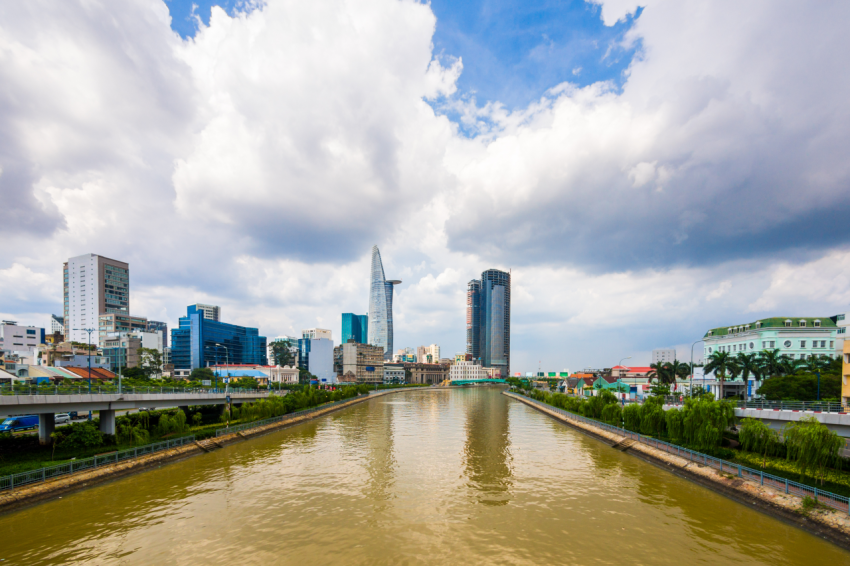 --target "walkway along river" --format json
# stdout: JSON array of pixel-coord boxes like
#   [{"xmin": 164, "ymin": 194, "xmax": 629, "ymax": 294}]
[{"xmin": 0, "ymin": 388, "xmax": 847, "ymax": 564}]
